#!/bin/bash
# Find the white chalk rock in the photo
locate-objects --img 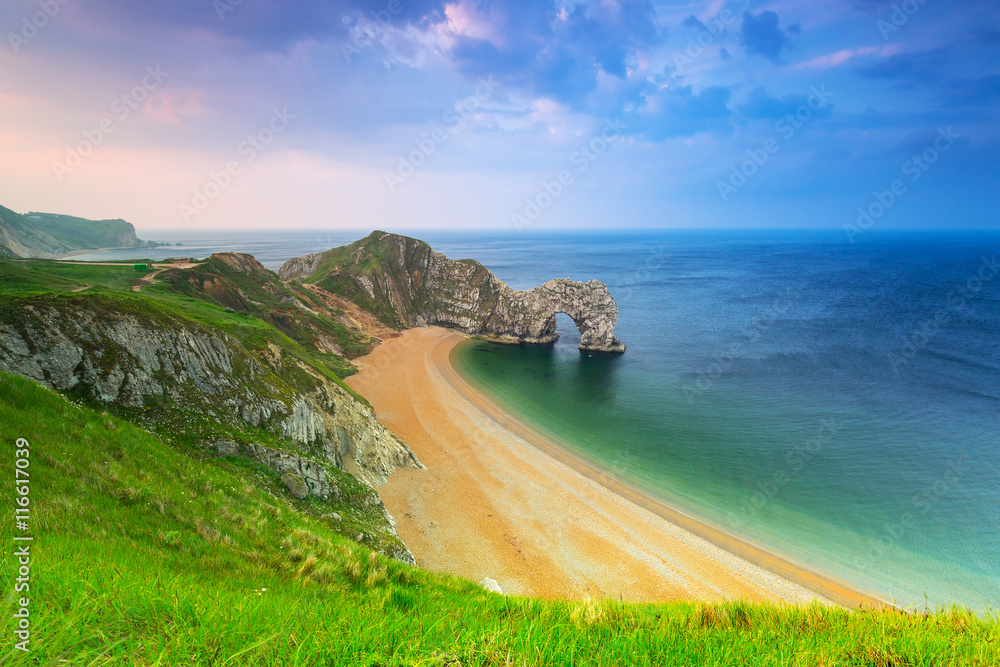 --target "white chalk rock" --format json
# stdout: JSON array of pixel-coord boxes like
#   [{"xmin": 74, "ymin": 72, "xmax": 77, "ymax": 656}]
[{"xmin": 479, "ymin": 577, "xmax": 502, "ymax": 595}]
